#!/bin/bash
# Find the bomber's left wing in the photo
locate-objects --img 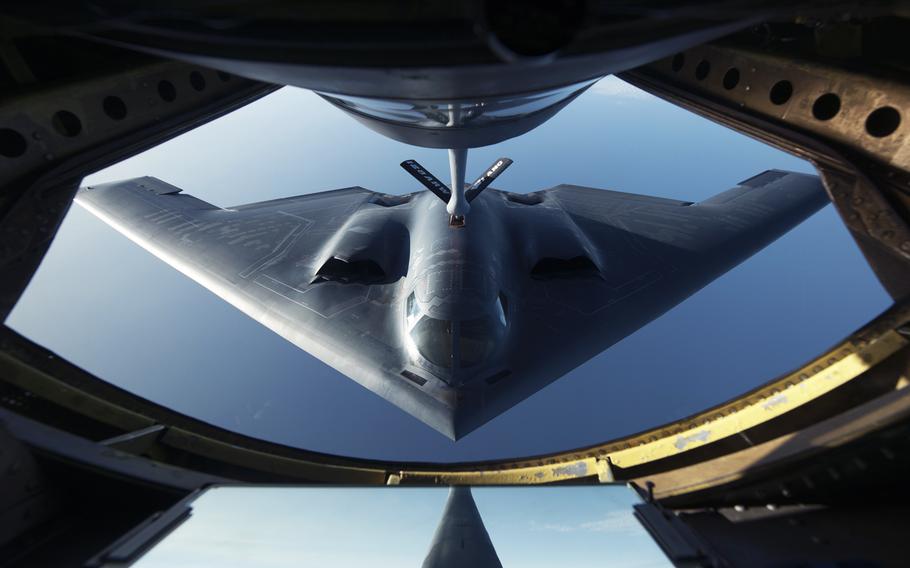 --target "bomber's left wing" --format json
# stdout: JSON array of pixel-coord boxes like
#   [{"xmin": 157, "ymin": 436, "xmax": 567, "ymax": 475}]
[{"xmin": 452, "ymin": 170, "xmax": 829, "ymax": 437}]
